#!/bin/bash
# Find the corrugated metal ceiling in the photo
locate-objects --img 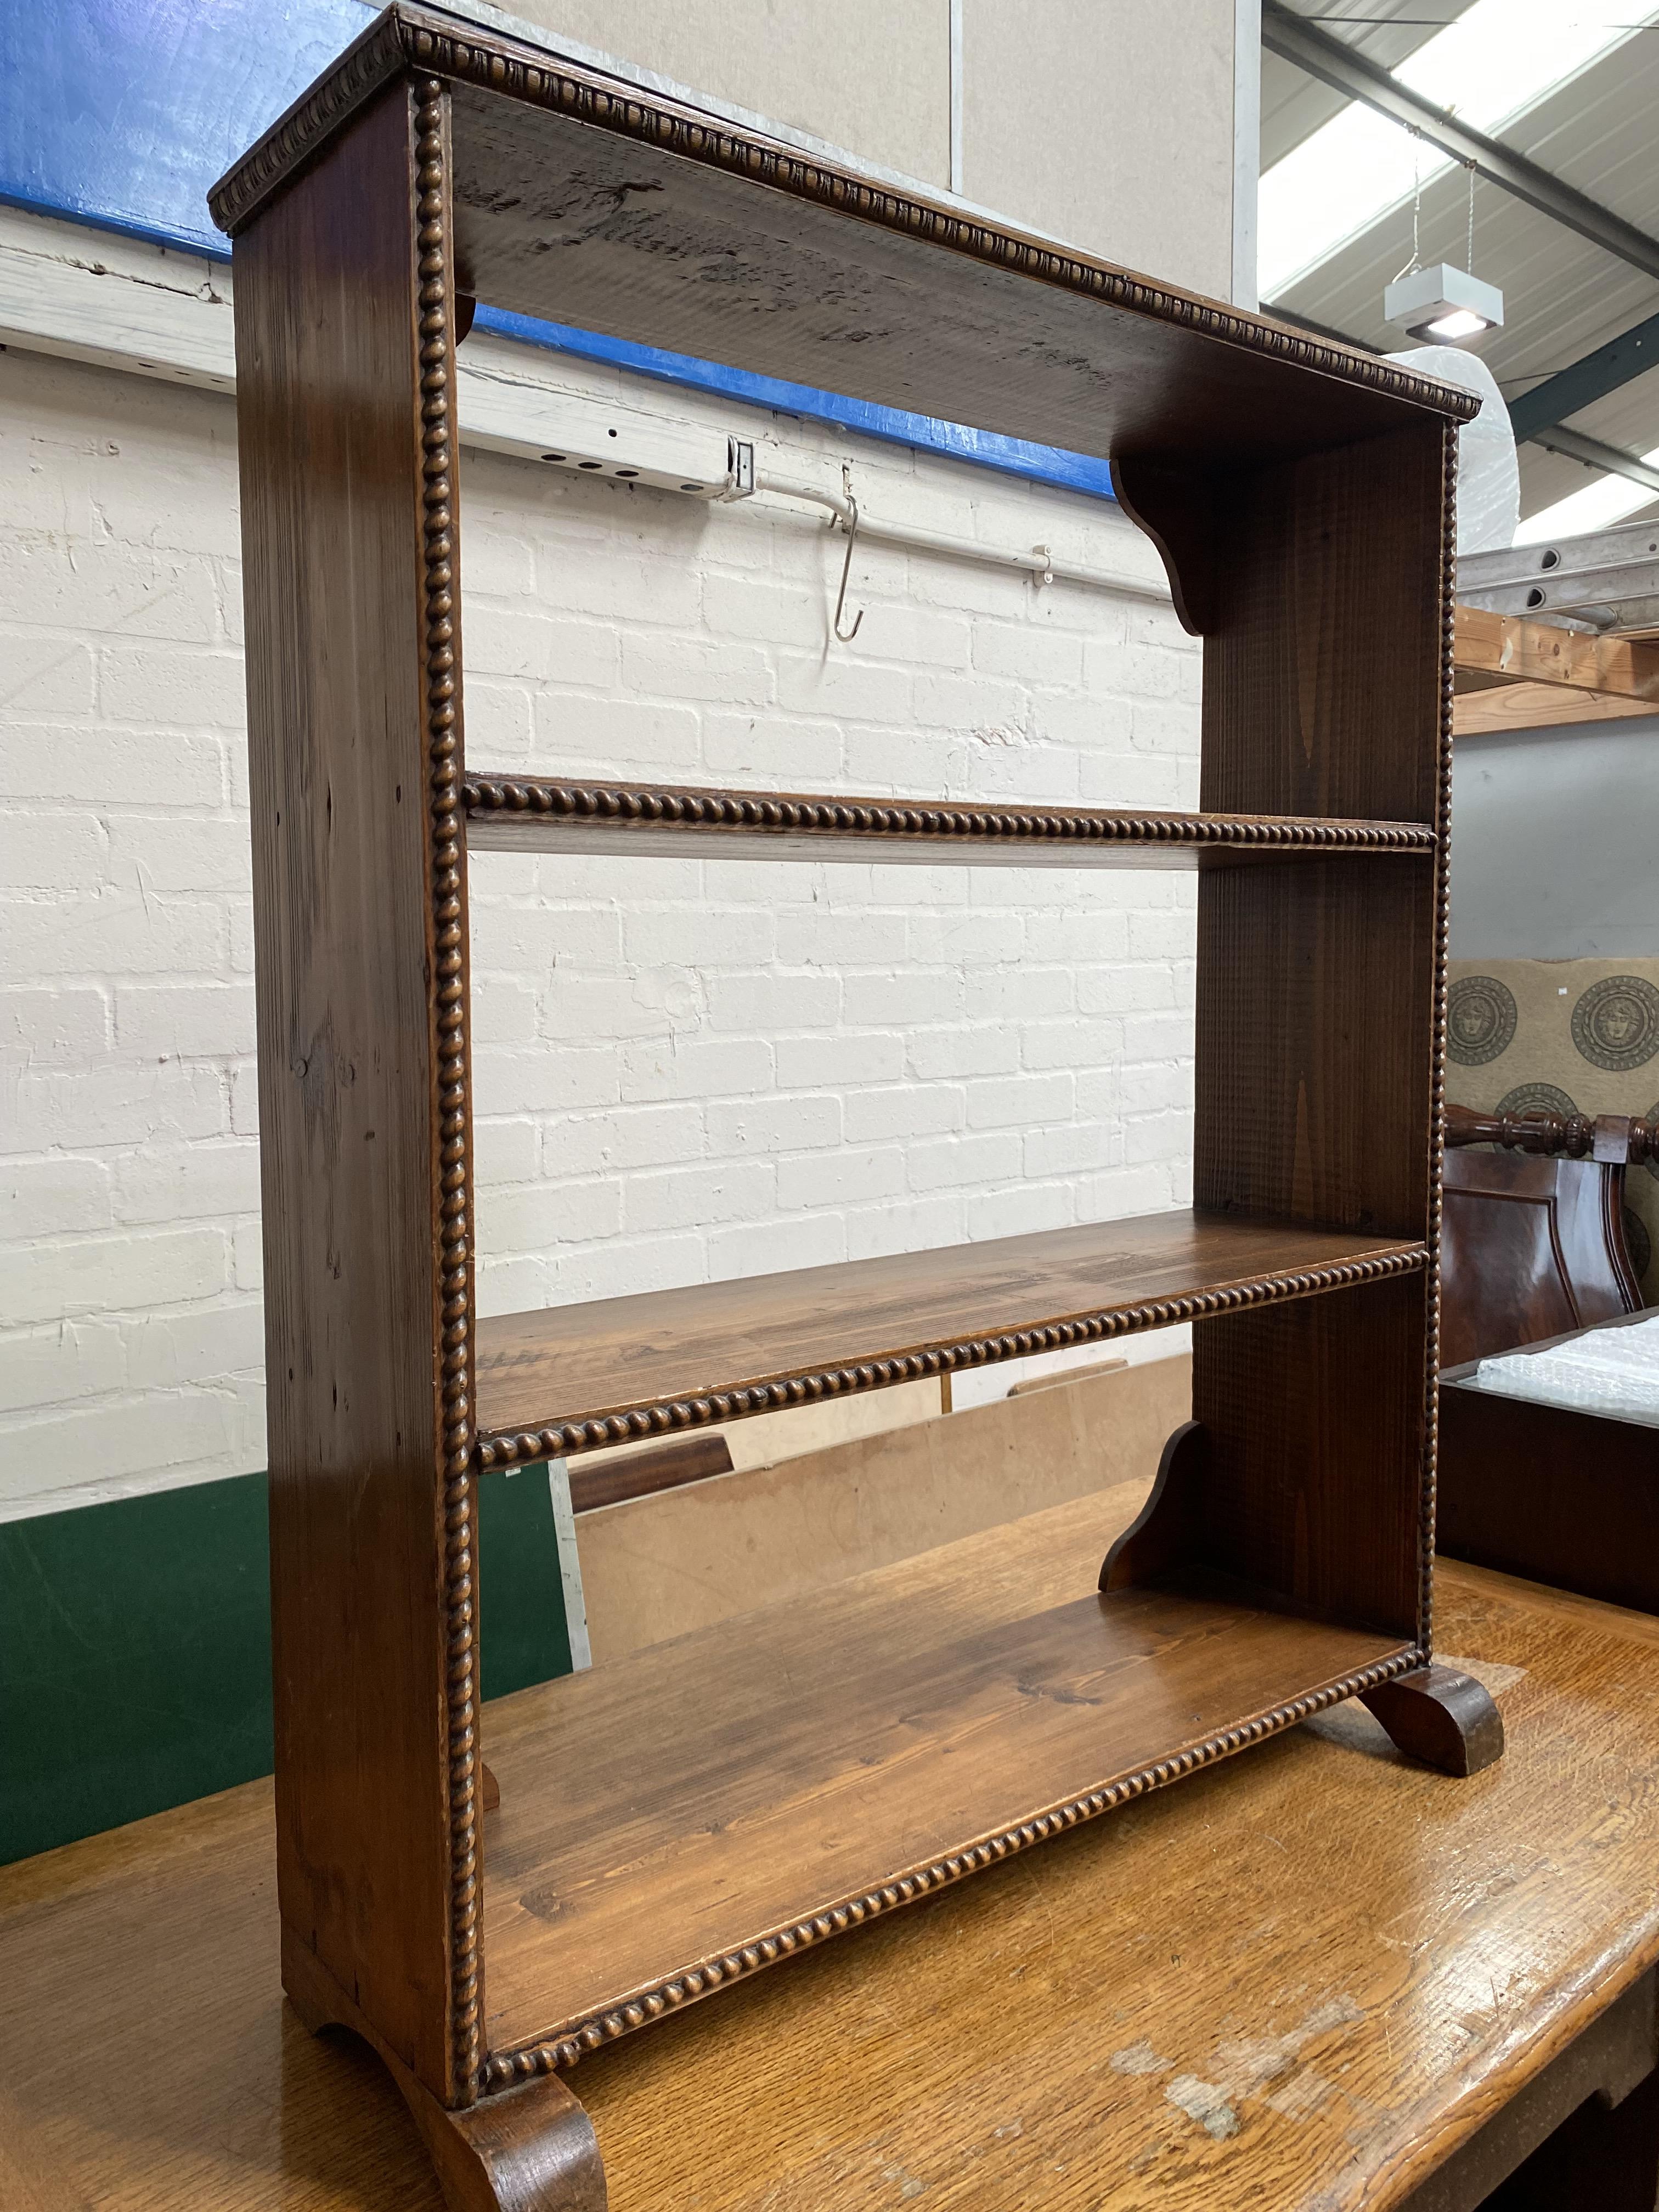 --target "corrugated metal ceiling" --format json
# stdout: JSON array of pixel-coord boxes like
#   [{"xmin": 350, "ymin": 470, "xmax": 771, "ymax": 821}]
[
  {"xmin": 1261, "ymin": 1, "xmax": 1659, "ymax": 525},
  {"xmin": 1262, "ymin": 0, "xmax": 1447, "ymax": 167}
]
